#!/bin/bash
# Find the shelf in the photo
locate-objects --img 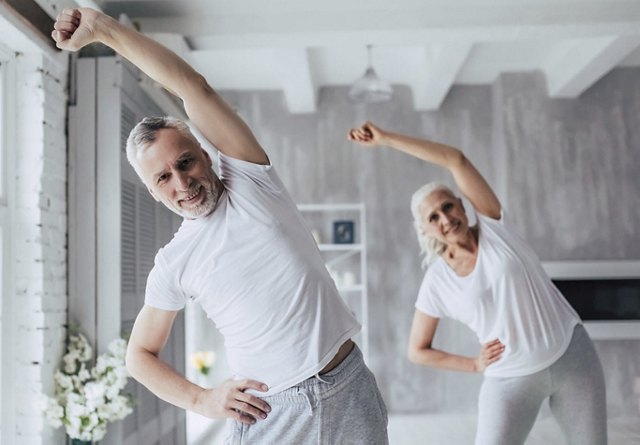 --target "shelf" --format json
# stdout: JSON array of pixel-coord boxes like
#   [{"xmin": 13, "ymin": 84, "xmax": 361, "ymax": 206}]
[
  {"xmin": 317, "ymin": 243, "xmax": 363, "ymax": 252},
  {"xmin": 298, "ymin": 202, "xmax": 369, "ymax": 362}
]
